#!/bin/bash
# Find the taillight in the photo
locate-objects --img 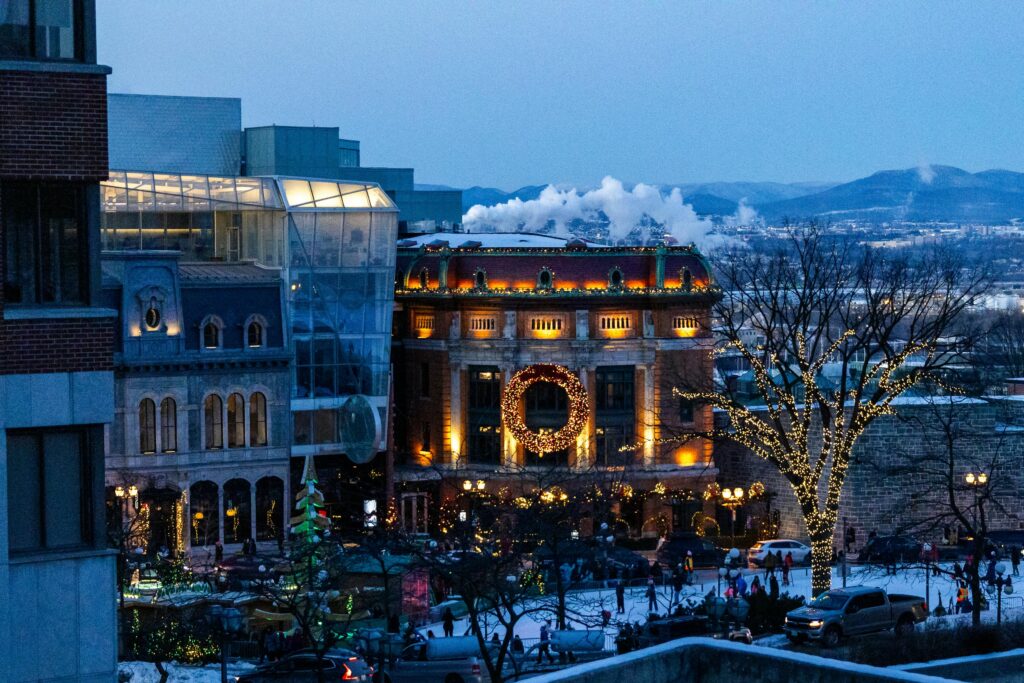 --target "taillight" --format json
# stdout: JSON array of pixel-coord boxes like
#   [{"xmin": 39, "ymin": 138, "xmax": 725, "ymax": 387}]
[
  {"xmin": 471, "ymin": 663, "xmax": 481, "ymax": 675},
  {"xmin": 341, "ymin": 663, "xmax": 356, "ymax": 680}
]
